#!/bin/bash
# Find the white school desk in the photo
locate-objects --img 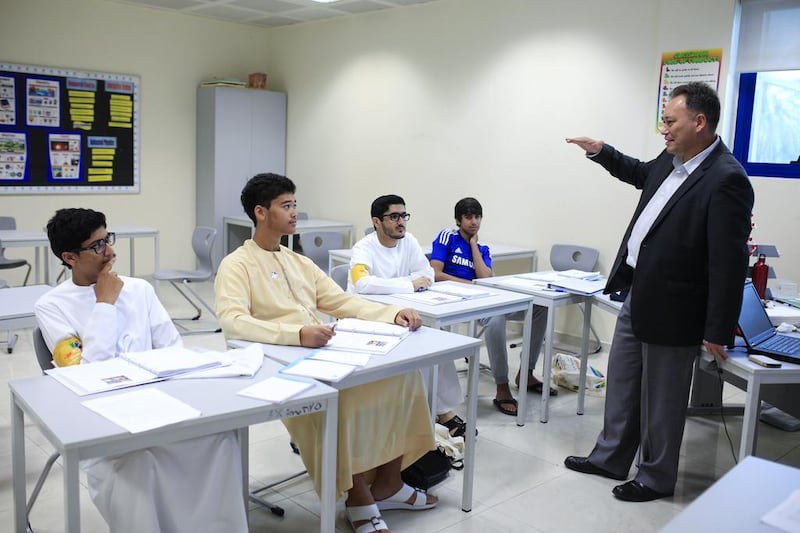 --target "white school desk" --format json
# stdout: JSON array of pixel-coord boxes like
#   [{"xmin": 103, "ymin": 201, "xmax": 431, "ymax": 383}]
[
  {"xmin": 661, "ymin": 456, "xmax": 800, "ymax": 532},
  {"xmin": 359, "ymin": 282, "xmax": 536, "ymax": 426},
  {"xmin": 327, "ymin": 242, "xmax": 537, "ymax": 274},
  {"xmin": 10, "ymin": 358, "xmax": 339, "ymax": 533},
  {"xmin": 222, "ymin": 215, "xmax": 354, "ymax": 256},
  {"xmin": 0, "ymin": 224, "xmax": 159, "ymax": 284},
  {"xmin": 592, "ymin": 293, "xmax": 800, "ymax": 460},
  {"xmin": 474, "ymin": 275, "xmax": 594, "ymax": 423},
  {"xmin": 0, "ymin": 284, "xmax": 51, "ymax": 353},
  {"xmin": 231, "ymin": 326, "xmax": 483, "ymax": 513}
]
